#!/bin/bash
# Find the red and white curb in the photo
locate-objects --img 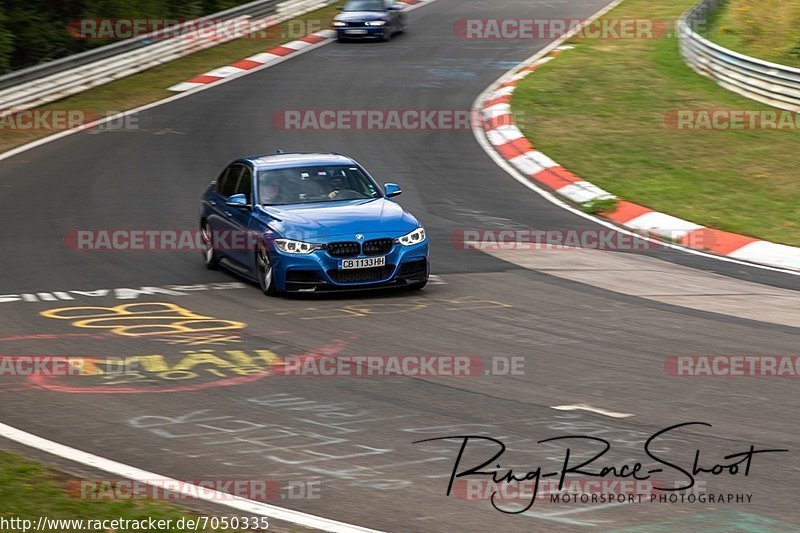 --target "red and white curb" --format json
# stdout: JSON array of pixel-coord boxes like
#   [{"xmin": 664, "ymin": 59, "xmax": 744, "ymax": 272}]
[
  {"xmin": 168, "ymin": 0, "xmax": 430, "ymax": 92},
  {"xmin": 169, "ymin": 30, "xmax": 335, "ymax": 91},
  {"xmin": 477, "ymin": 46, "xmax": 800, "ymax": 272}
]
